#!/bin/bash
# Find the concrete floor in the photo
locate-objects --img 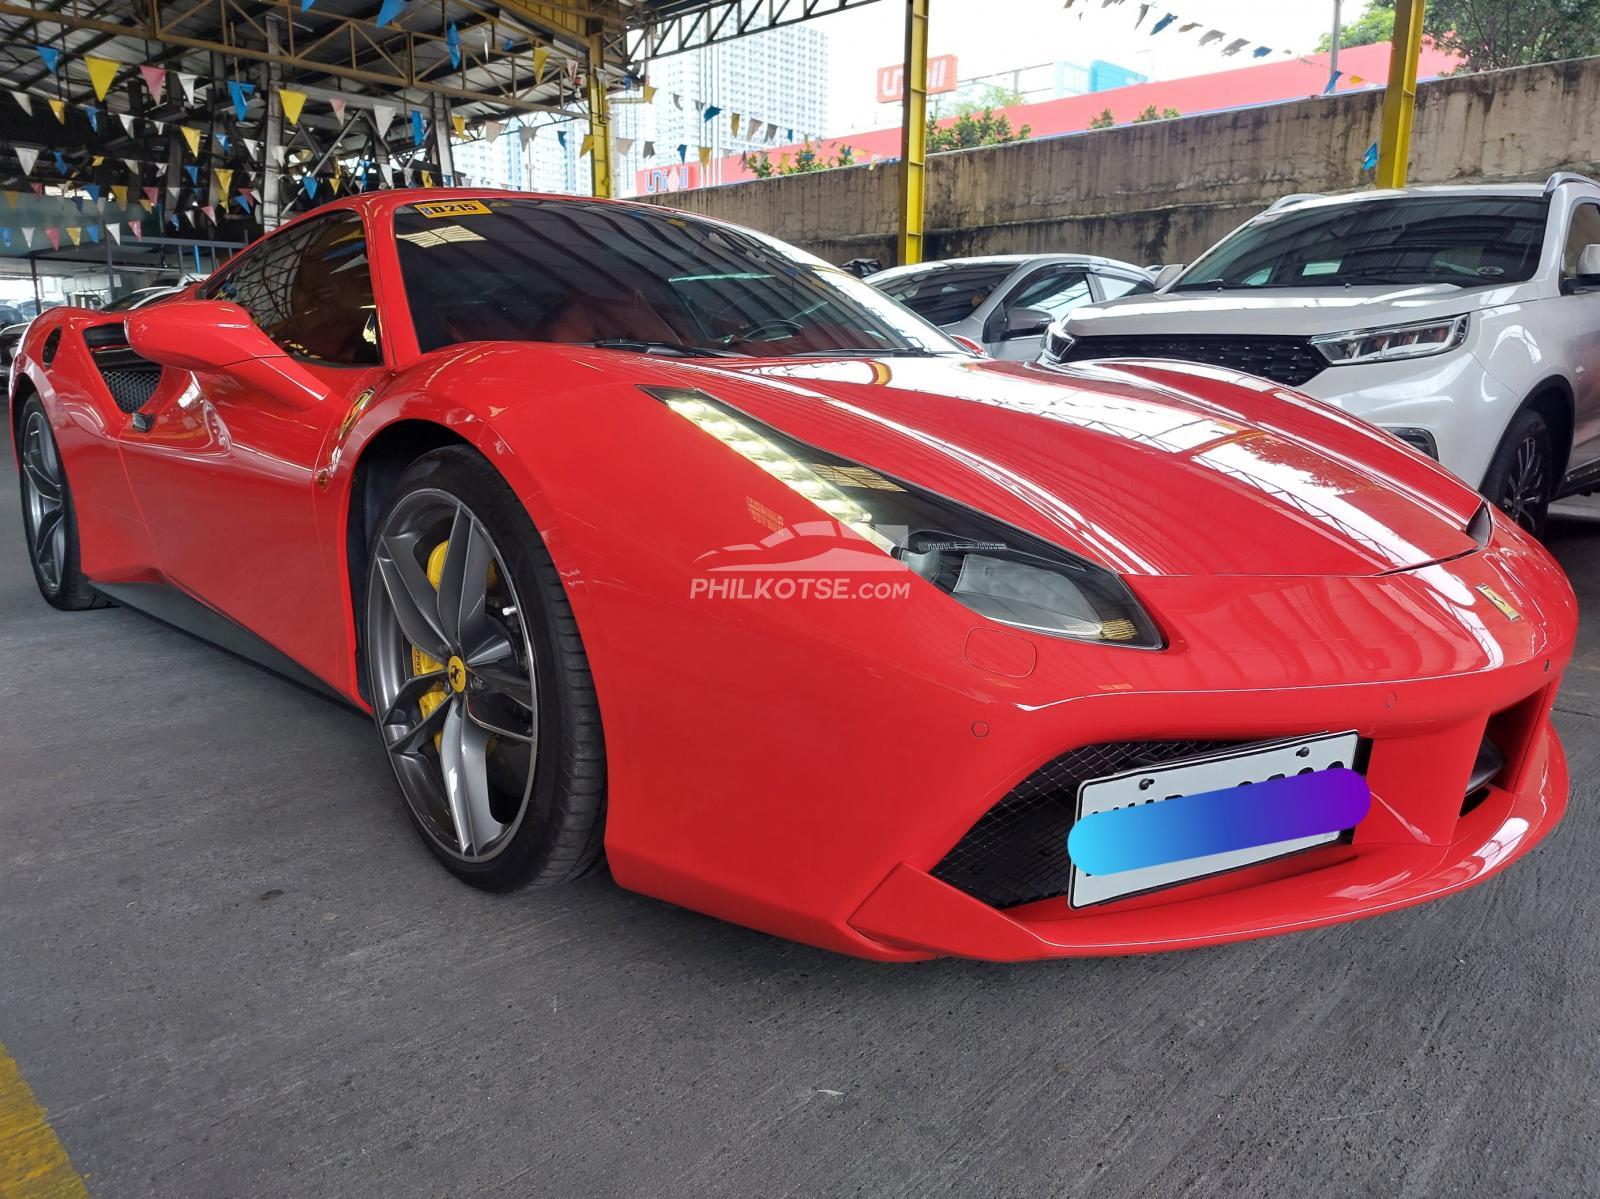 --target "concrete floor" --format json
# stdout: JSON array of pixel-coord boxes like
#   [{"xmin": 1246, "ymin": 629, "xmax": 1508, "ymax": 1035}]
[{"xmin": 3, "ymin": 453, "xmax": 1600, "ymax": 1199}]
